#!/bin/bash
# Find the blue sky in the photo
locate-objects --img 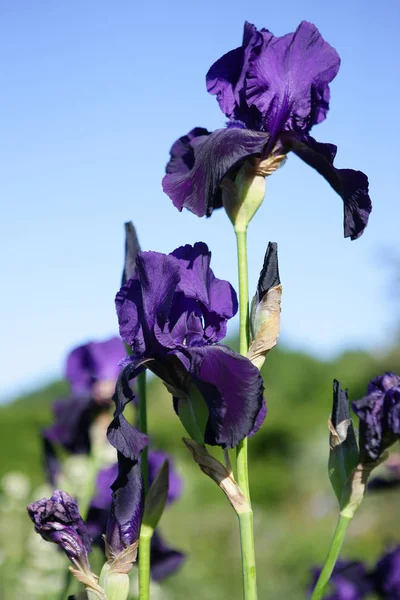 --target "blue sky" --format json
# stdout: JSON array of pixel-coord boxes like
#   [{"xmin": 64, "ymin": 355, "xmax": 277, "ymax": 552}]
[{"xmin": 1, "ymin": 1, "xmax": 399, "ymax": 401}]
